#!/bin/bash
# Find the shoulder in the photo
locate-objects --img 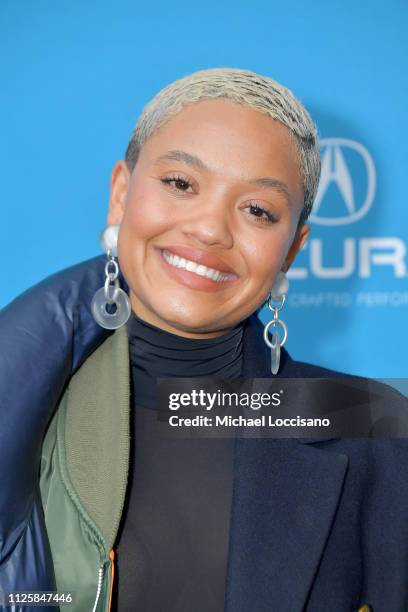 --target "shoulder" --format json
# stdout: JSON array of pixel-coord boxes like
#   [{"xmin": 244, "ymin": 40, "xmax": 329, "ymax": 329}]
[
  {"xmin": 291, "ymin": 354, "xmax": 405, "ymax": 406},
  {"xmin": 293, "ymin": 358, "xmax": 352, "ymax": 378},
  {"xmin": 1, "ymin": 255, "xmax": 114, "ymax": 371},
  {"xmin": 283, "ymin": 352, "xmax": 408, "ymax": 438}
]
